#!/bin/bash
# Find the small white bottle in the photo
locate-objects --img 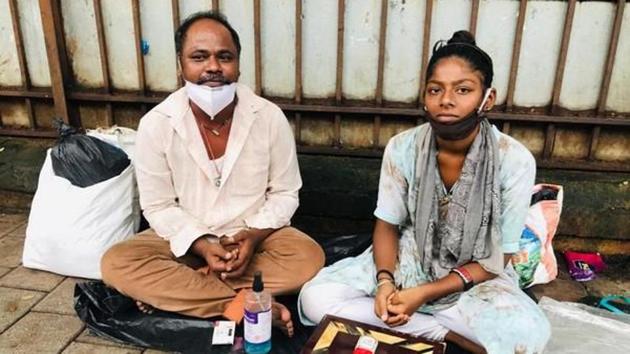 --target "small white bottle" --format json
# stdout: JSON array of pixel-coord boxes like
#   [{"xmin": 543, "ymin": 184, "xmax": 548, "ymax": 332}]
[{"xmin": 244, "ymin": 271, "xmax": 272, "ymax": 354}]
